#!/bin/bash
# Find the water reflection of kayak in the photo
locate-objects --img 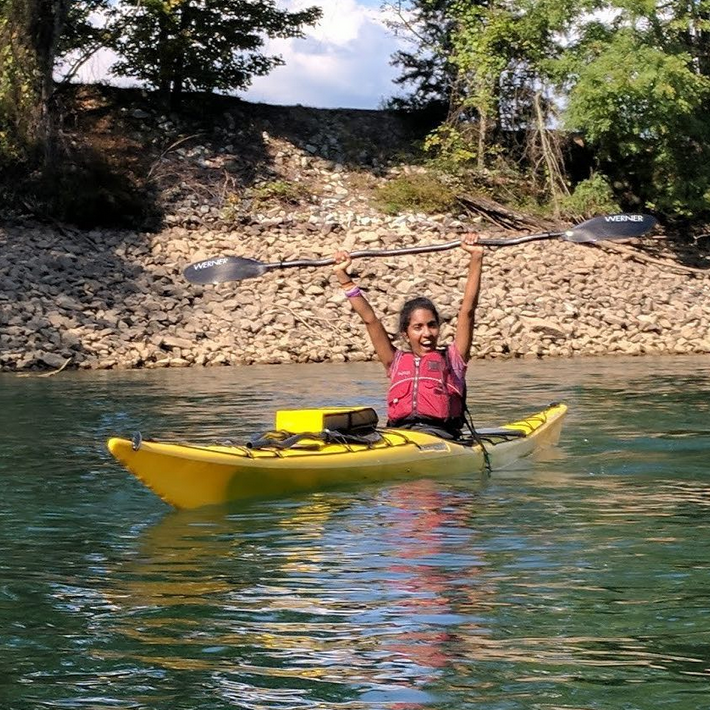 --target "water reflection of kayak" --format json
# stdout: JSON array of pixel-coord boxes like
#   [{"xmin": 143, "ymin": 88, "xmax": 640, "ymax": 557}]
[{"xmin": 107, "ymin": 403, "xmax": 567, "ymax": 509}]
